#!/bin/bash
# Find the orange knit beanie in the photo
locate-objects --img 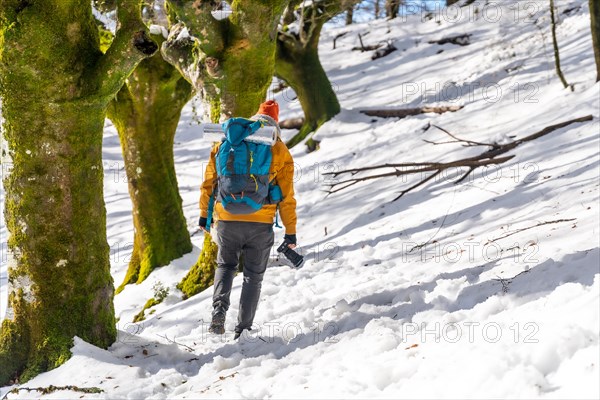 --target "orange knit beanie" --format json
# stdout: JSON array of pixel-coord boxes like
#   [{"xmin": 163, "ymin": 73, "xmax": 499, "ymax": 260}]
[{"xmin": 257, "ymin": 100, "xmax": 279, "ymax": 122}]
